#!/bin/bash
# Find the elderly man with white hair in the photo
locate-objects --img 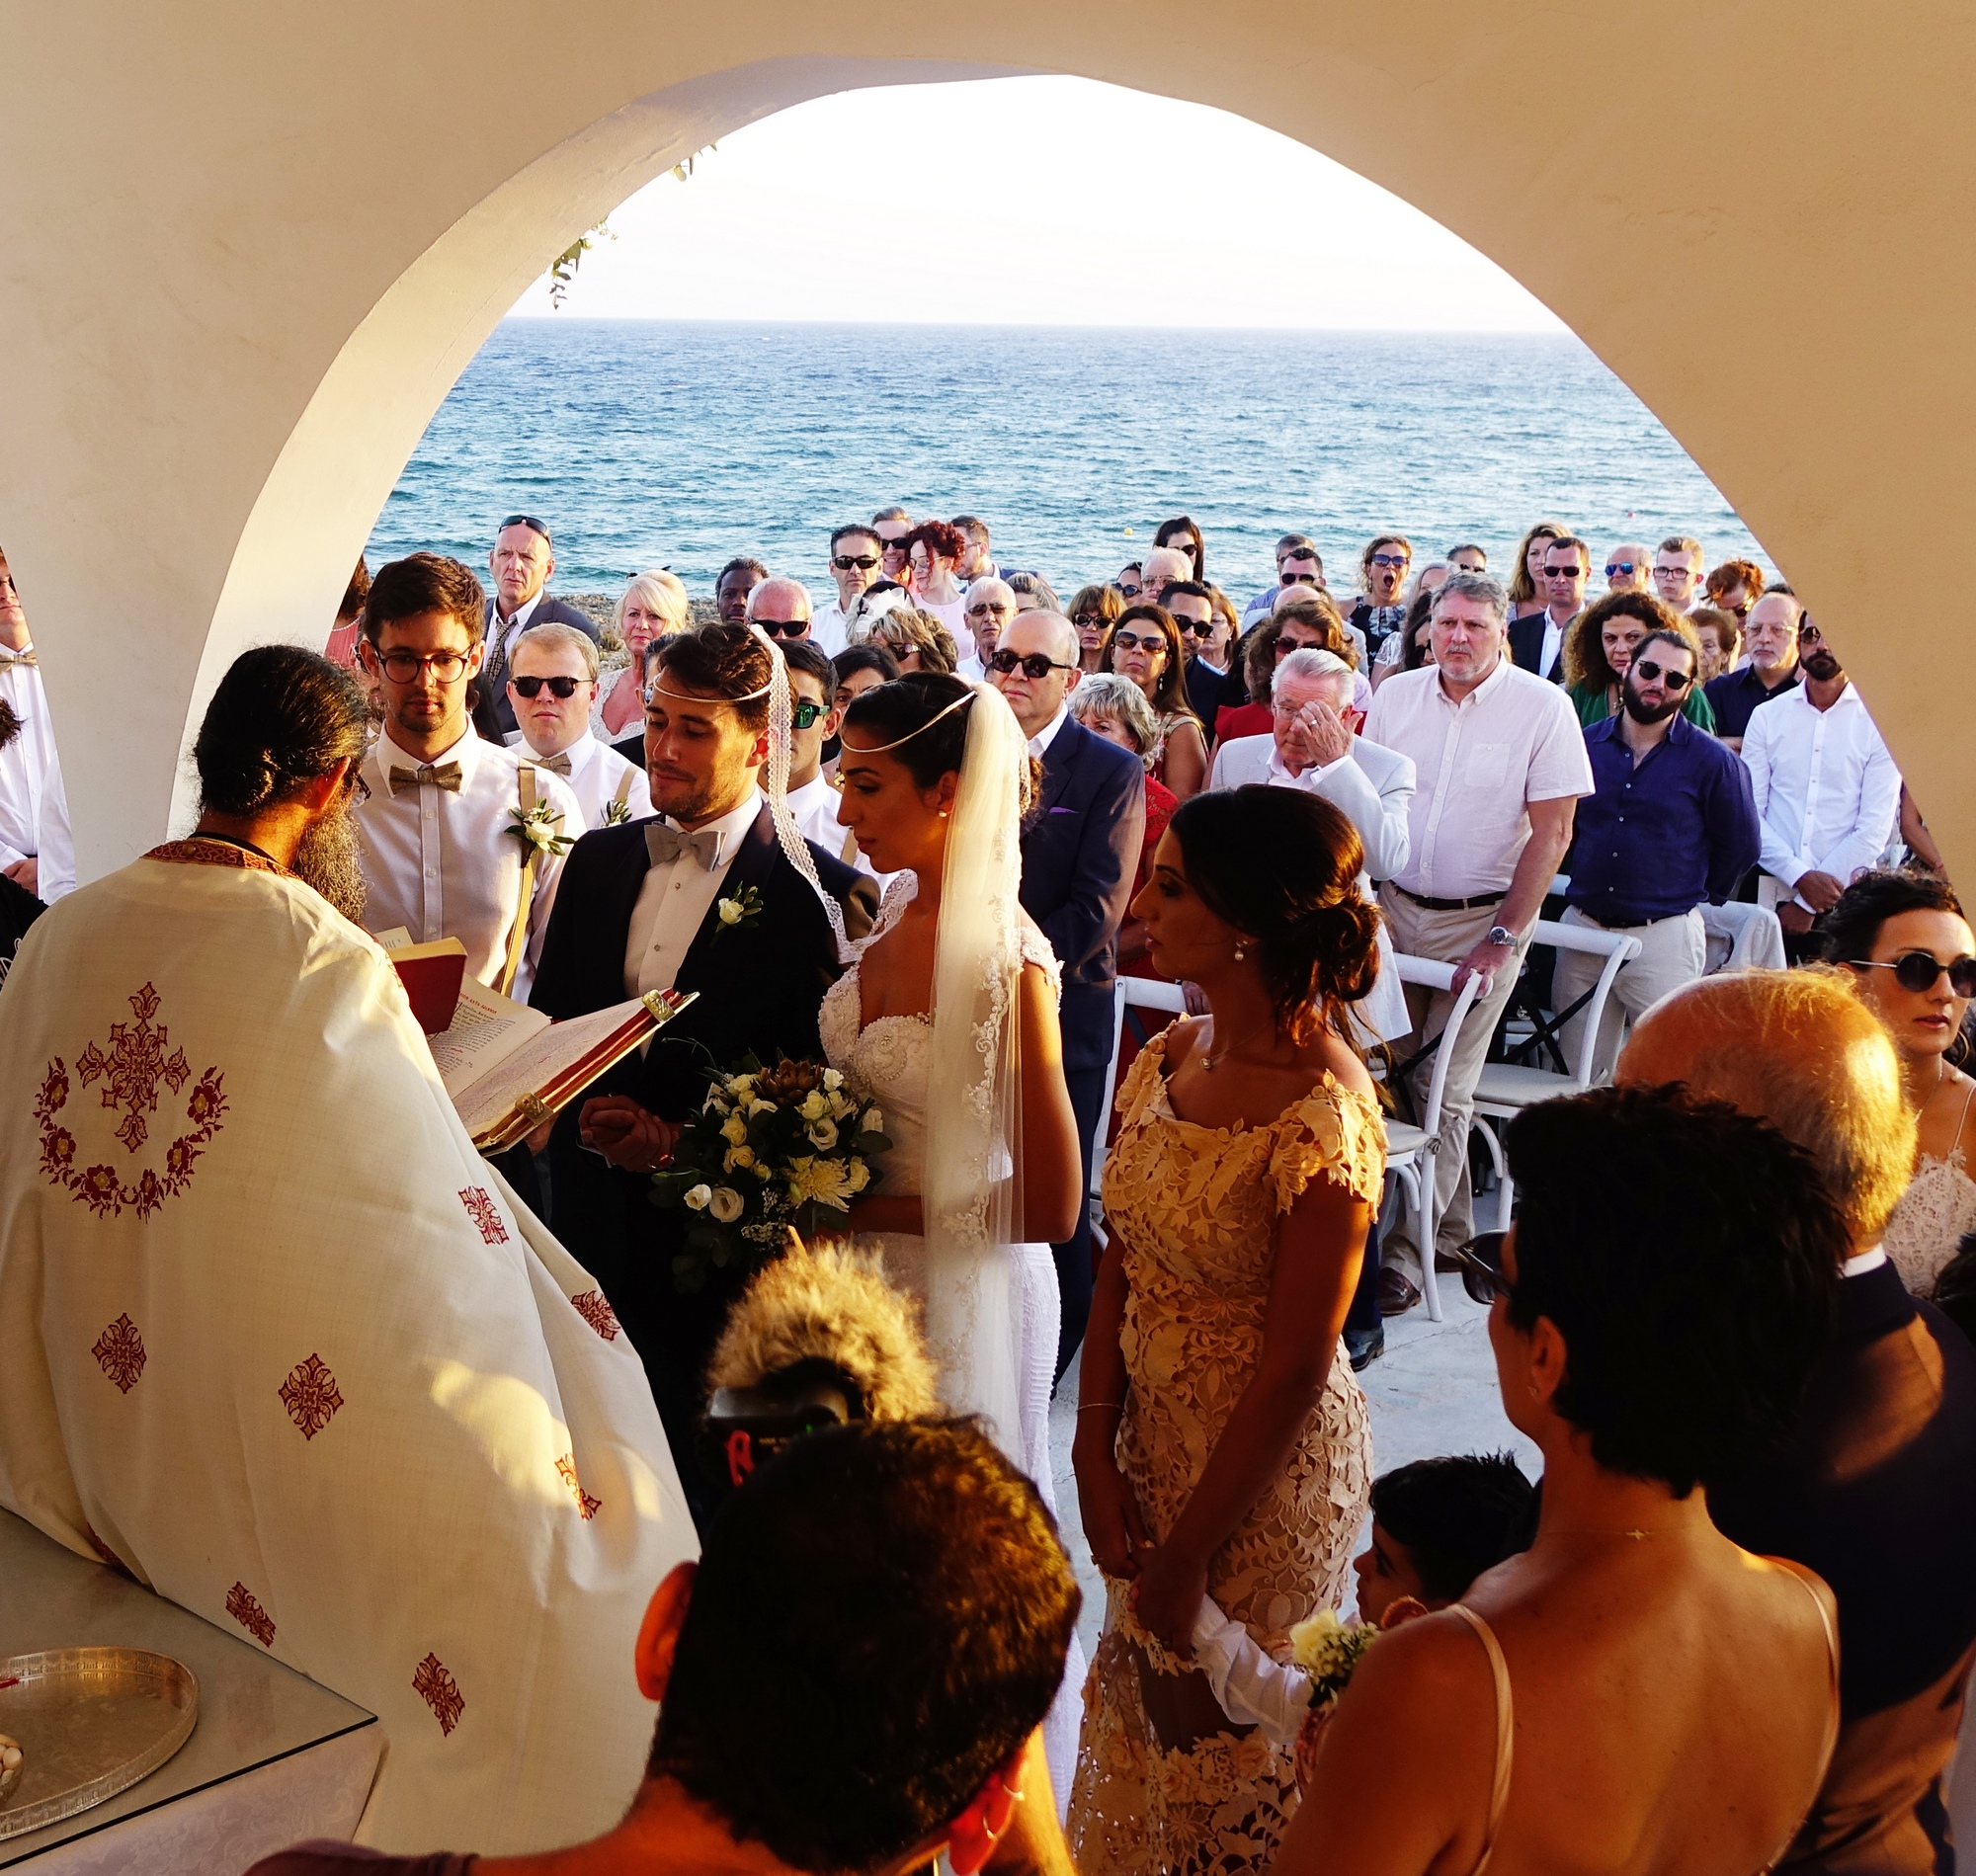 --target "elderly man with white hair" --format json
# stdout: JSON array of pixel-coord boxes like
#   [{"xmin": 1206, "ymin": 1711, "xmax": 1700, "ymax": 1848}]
[
  {"xmin": 743, "ymin": 574, "xmax": 816, "ymax": 644},
  {"xmin": 1603, "ymin": 541, "xmax": 1654, "ymax": 596},
  {"xmin": 958, "ymin": 575, "xmax": 1016, "ymax": 680},
  {"xmin": 506, "ymin": 623, "xmax": 652, "ymax": 830},
  {"xmin": 1208, "ymin": 646, "xmax": 1413, "ymax": 1044}
]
